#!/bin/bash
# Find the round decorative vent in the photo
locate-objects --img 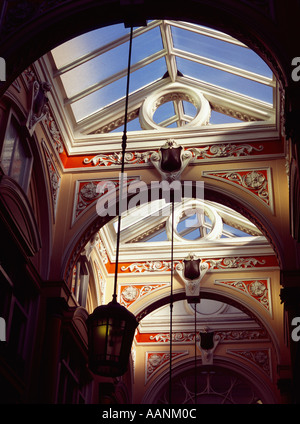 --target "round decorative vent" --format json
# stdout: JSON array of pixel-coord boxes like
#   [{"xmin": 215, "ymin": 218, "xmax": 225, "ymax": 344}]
[{"xmin": 139, "ymin": 83, "xmax": 211, "ymax": 130}]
